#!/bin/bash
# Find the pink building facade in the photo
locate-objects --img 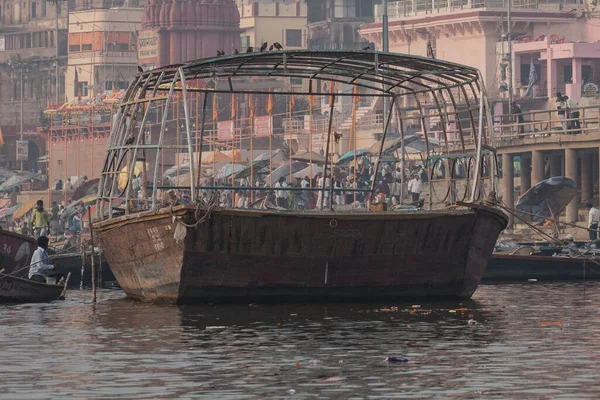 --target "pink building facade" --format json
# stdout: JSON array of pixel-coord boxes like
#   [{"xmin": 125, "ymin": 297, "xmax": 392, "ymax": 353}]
[
  {"xmin": 140, "ymin": 0, "xmax": 242, "ymax": 68},
  {"xmin": 359, "ymin": 0, "xmax": 600, "ymax": 105}
]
